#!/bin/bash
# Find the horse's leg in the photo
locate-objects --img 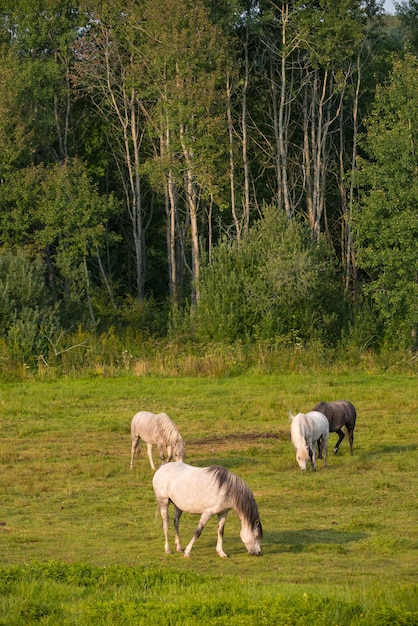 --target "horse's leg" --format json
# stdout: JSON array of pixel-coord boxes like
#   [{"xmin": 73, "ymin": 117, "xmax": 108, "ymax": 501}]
[
  {"xmin": 130, "ymin": 437, "xmax": 140, "ymax": 469},
  {"xmin": 157, "ymin": 443, "xmax": 165, "ymax": 464},
  {"xmin": 322, "ymin": 433, "xmax": 329, "ymax": 468},
  {"xmin": 157, "ymin": 498, "xmax": 171, "ymax": 554},
  {"xmin": 173, "ymin": 506, "xmax": 184, "ymax": 553},
  {"xmin": 146, "ymin": 443, "xmax": 156, "ymax": 470},
  {"xmin": 308, "ymin": 443, "xmax": 316, "ymax": 471},
  {"xmin": 317, "ymin": 436, "xmax": 323, "ymax": 459},
  {"xmin": 216, "ymin": 512, "xmax": 228, "ymax": 558},
  {"xmin": 334, "ymin": 429, "xmax": 345, "ymax": 454},
  {"xmin": 183, "ymin": 511, "xmax": 213, "ymax": 558},
  {"xmin": 348, "ymin": 428, "xmax": 354, "ymax": 455}
]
